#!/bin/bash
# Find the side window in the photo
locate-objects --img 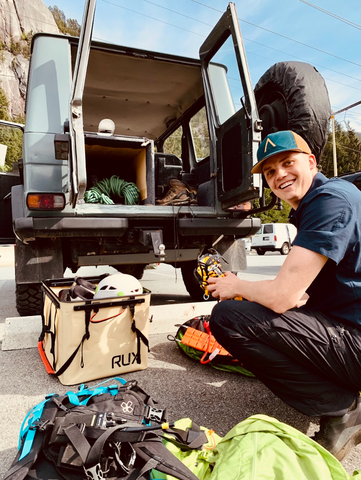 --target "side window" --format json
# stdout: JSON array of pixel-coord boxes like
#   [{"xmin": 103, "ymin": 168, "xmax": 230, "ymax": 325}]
[
  {"xmin": 163, "ymin": 126, "xmax": 182, "ymax": 158},
  {"xmin": 190, "ymin": 107, "xmax": 210, "ymax": 162},
  {"xmin": 0, "ymin": 125, "xmax": 23, "ymax": 173}
]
